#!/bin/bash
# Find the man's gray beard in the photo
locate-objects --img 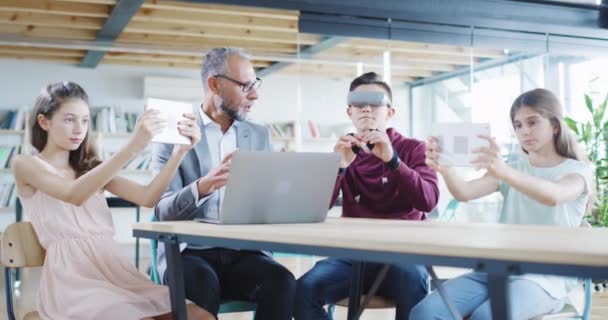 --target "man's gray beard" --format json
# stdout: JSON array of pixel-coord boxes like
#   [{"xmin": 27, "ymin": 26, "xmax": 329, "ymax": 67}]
[{"xmin": 220, "ymin": 101, "xmax": 245, "ymax": 121}]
